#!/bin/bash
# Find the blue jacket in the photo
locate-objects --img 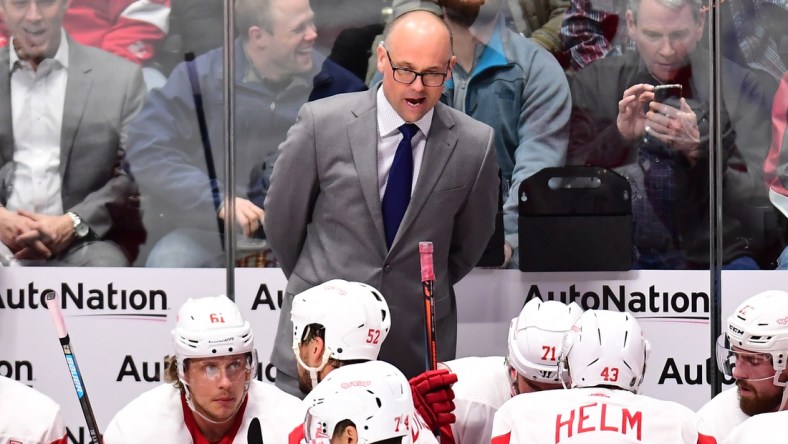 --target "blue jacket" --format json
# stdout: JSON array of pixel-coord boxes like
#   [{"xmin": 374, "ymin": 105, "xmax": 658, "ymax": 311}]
[
  {"xmin": 442, "ymin": 18, "xmax": 571, "ymax": 253},
  {"xmin": 126, "ymin": 39, "xmax": 365, "ymax": 232}
]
